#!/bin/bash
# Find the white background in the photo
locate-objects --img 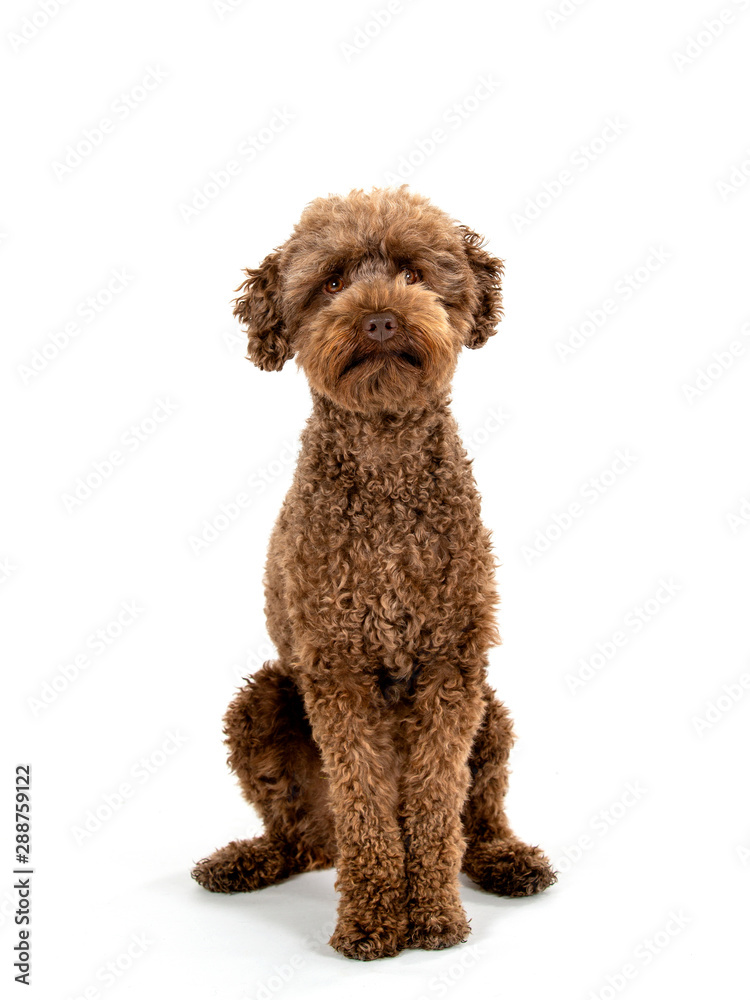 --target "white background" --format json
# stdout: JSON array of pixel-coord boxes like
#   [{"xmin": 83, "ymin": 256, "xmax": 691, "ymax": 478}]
[{"xmin": 3, "ymin": 0, "xmax": 749, "ymax": 997}]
